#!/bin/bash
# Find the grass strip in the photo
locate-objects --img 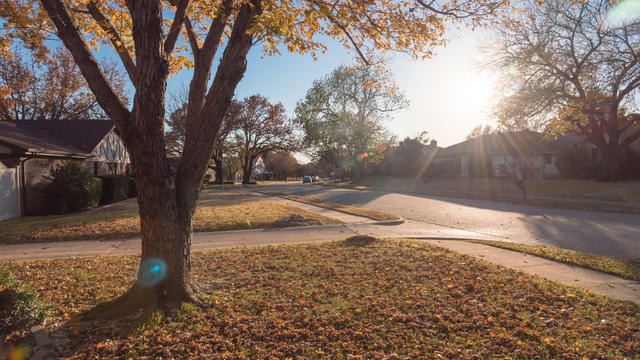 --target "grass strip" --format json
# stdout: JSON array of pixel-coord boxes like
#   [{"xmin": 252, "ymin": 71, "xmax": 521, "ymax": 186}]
[
  {"xmin": 1, "ymin": 238, "xmax": 638, "ymax": 359},
  {"xmin": 259, "ymin": 191, "xmax": 400, "ymax": 221},
  {"xmin": 466, "ymin": 239, "xmax": 640, "ymax": 281},
  {"xmin": 0, "ymin": 189, "xmax": 341, "ymax": 244}
]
